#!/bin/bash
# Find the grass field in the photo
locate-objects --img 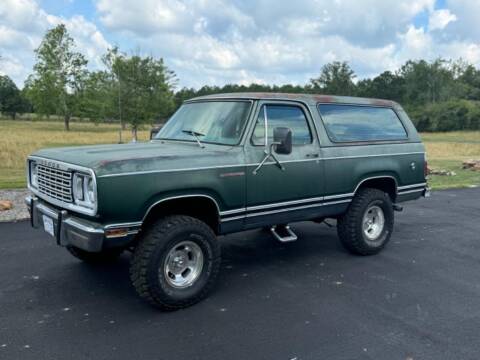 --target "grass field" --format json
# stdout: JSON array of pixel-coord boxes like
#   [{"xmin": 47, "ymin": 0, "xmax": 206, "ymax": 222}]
[
  {"xmin": 0, "ymin": 120, "xmax": 479, "ymax": 190},
  {"xmin": 0, "ymin": 120, "xmax": 149, "ymax": 189}
]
